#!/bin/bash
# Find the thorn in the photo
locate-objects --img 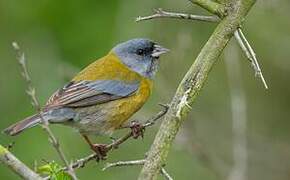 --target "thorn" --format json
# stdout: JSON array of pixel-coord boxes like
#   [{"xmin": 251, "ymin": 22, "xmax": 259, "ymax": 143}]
[
  {"xmin": 136, "ymin": 16, "xmax": 141, "ymax": 21},
  {"xmin": 12, "ymin": 42, "xmax": 20, "ymax": 50},
  {"xmin": 185, "ymin": 102, "xmax": 192, "ymax": 109}
]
